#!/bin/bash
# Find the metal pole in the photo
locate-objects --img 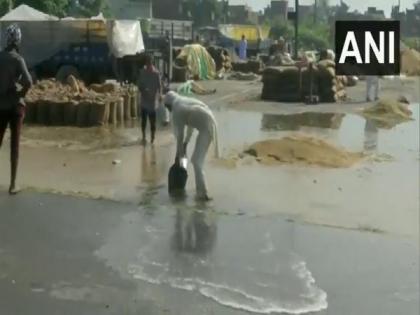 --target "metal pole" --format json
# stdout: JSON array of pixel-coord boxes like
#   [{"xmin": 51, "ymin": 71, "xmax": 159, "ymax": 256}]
[
  {"xmin": 294, "ymin": 0, "xmax": 299, "ymax": 59},
  {"xmin": 314, "ymin": 0, "xmax": 317, "ymax": 24}
]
